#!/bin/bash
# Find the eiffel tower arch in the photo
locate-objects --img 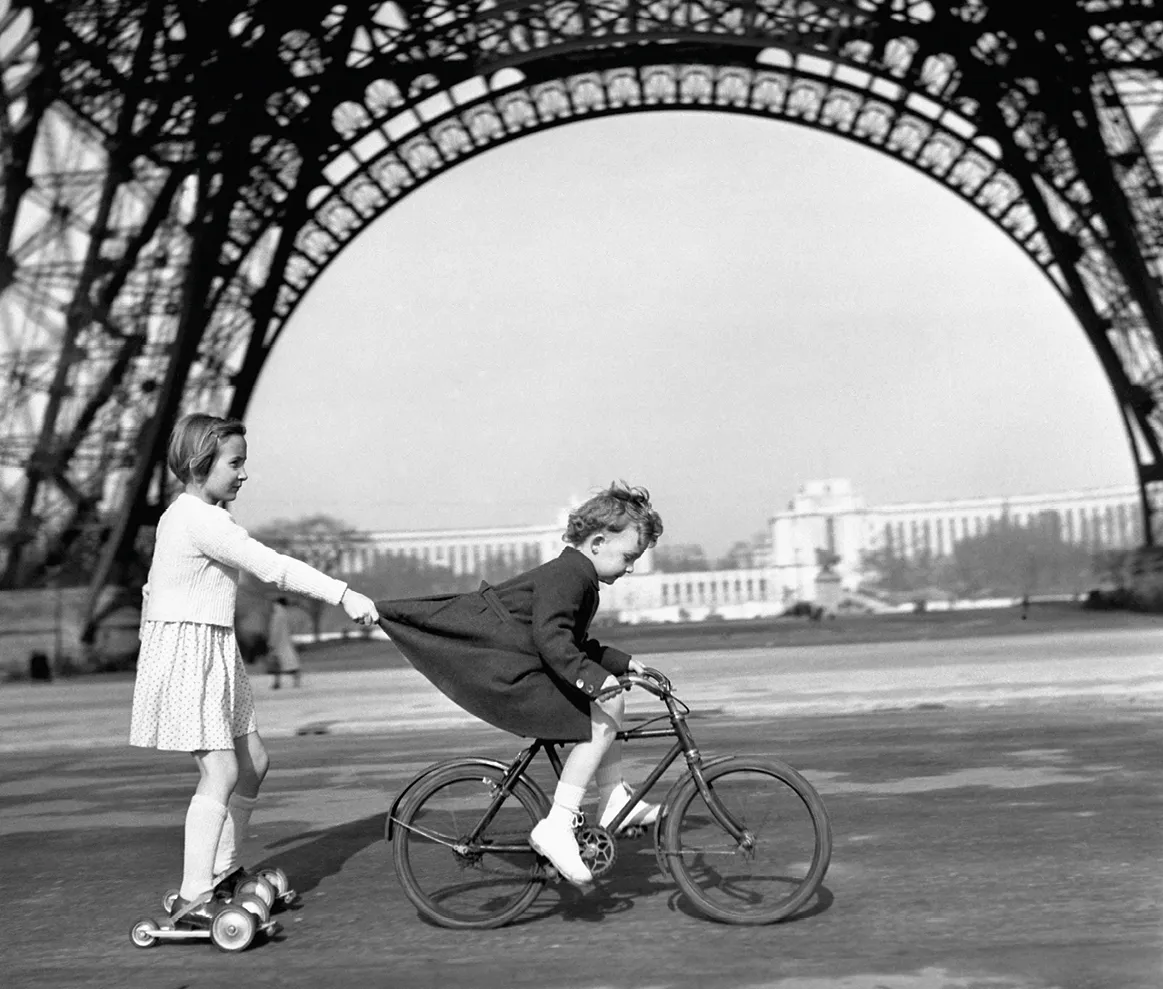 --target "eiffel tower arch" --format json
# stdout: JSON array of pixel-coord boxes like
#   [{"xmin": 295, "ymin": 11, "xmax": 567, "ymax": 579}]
[{"xmin": 4, "ymin": 1, "xmax": 1163, "ymax": 631}]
